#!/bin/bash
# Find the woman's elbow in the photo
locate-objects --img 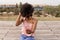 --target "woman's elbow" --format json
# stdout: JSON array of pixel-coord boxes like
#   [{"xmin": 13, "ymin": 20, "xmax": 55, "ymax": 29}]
[
  {"xmin": 16, "ymin": 23, "xmax": 19, "ymax": 26},
  {"xmin": 16, "ymin": 24, "xmax": 18, "ymax": 26}
]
